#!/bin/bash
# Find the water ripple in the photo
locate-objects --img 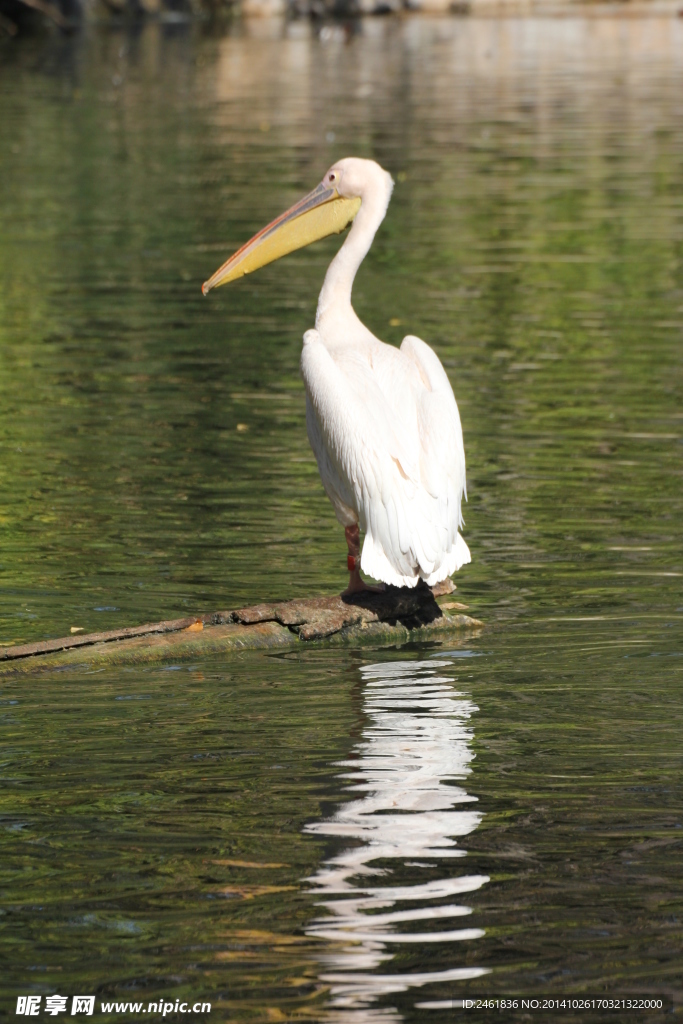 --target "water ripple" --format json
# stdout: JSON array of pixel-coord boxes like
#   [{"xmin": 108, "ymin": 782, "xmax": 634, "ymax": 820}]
[{"xmin": 304, "ymin": 659, "xmax": 489, "ymax": 1018}]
